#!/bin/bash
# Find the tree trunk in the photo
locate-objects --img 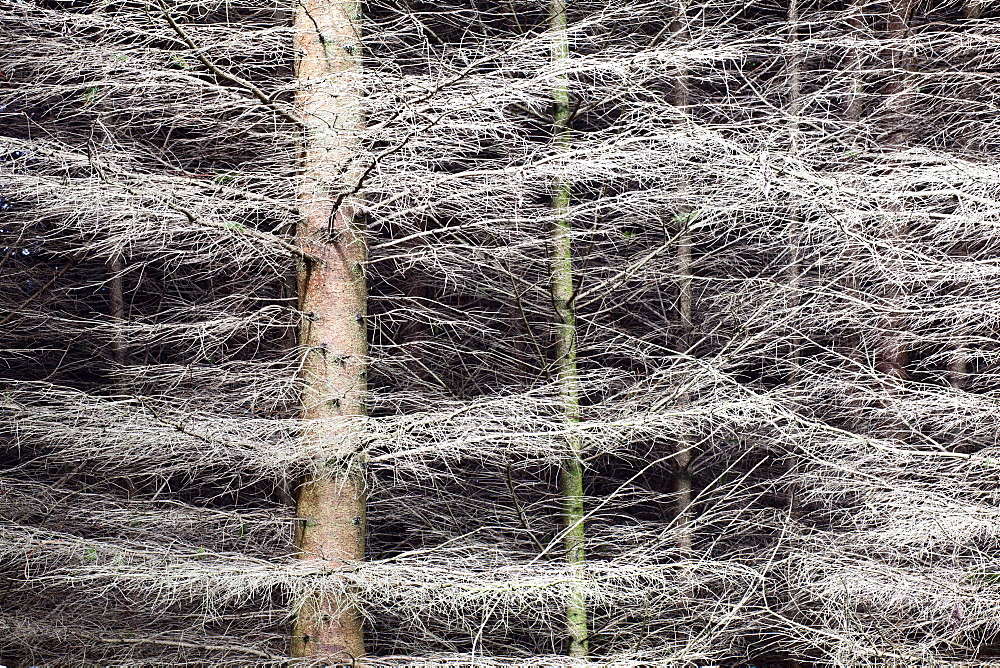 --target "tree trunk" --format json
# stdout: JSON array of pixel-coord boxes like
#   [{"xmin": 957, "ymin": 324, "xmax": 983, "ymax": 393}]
[
  {"xmin": 882, "ymin": 0, "xmax": 915, "ymax": 146},
  {"xmin": 290, "ymin": 0, "xmax": 367, "ymax": 660},
  {"xmin": 947, "ymin": 240, "xmax": 970, "ymax": 390},
  {"xmin": 945, "ymin": 0, "xmax": 982, "ymax": 389},
  {"xmin": 844, "ymin": 0, "xmax": 866, "ymax": 123},
  {"xmin": 671, "ymin": 2, "xmax": 694, "ymax": 555},
  {"xmin": 393, "ymin": 219, "xmax": 437, "ymax": 390},
  {"xmin": 106, "ymin": 251, "xmax": 127, "ymax": 367},
  {"xmin": 948, "ymin": 354, "xmax": 969, "ymax": 389},
  {"xmin": 876, "ymin": 0, "xmax": 914, "ymax": 384},
  {"xmin": 674, "ymin": 212, "xmax": 694, "ymax": 553},
  {"xmin": 785, "ymin": 0, "xmax": 803, "ymax": 517},
  {"xmin": 549, "ymin": 0, "xmax": 588, "ymax": 656}
]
